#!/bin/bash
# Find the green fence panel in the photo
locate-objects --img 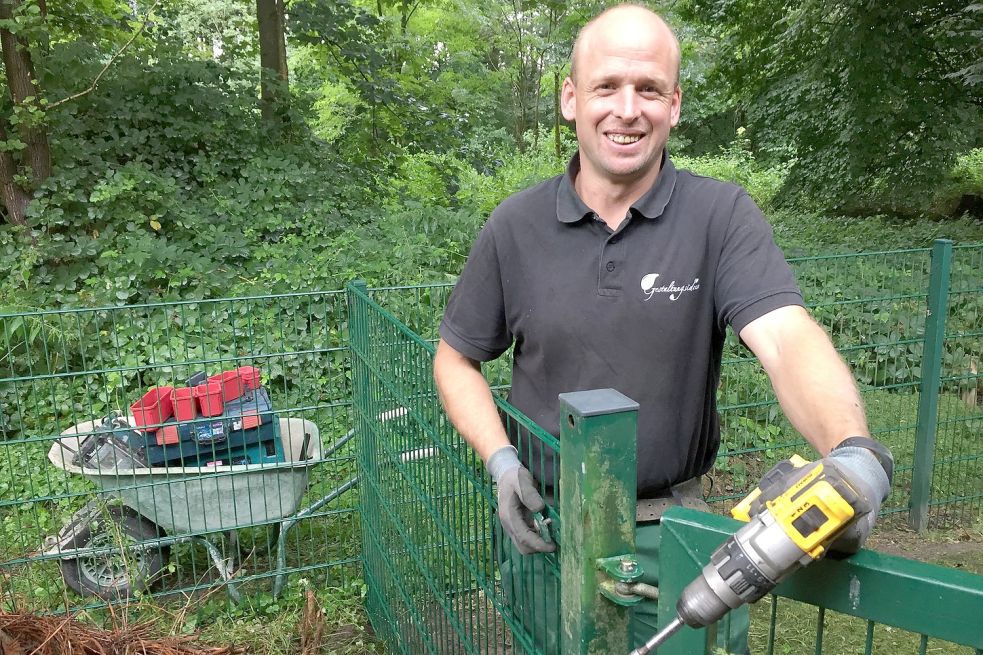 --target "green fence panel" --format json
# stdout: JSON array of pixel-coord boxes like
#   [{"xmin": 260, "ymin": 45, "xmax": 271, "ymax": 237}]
[
  {"xmin": 716, "ymin": 247, "xmax": 936, "ymax": 519},
  {"xmin": 348, "ymin": 281, "xmax": 563, "ymax": 654},
  {"xmin": 0, "ymin": 292, "xmax": 360, "ymax": 612},
  {"xmin": 931, "ymin": 243, "xmax": 983, "ymax": 528},
  {"xmin": 657, "ymin": 507, "xmax": 983, "ymax": 655}
]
